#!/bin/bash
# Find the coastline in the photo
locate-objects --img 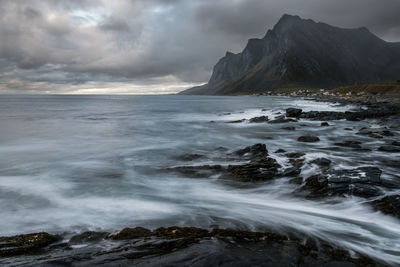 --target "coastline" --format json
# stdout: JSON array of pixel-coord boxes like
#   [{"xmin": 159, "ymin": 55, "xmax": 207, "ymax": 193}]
[{"xmin": 1, "ymin": 95, "xmax": 399, "ymax": 266}]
